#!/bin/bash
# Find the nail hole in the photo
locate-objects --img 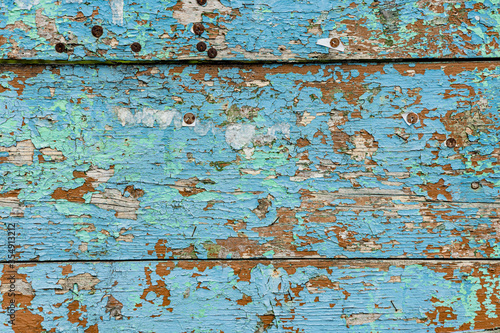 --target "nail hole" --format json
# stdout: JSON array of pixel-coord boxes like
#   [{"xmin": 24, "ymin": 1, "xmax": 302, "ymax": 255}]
[
  {"xmin": 330, "ymin": 38, "xmax": 340, "ymax": 48},
  {"xmin": 193, "ymin": 23, "xmax": 205, "ymax": 35},
  {"xmin": 184, "ymin": 113, "xmax": 196, "ymax": 125},
  {"xmin": 207, "ymin": 48, "xmax": 217, "ymax": 58},
  {"xmin": 131, "ymin": 42, "xmax": 142, "ymax": 52},
  {"xmin": 196, "ymin": 41, "xmax": 207, "ymax": 52},
  {"xmin": 445, "ymin": 138, "xmax": 456, "ymax": 148},
  {"xmin": 92, "ymin": 25, "xmax": 103, "ymax": 38},
  {"xmin": 55, "ymin": 43, "xmax": 66, "ymax": 53},
  {"xmin": 407, "ymin": 112, "xmax": 418, "ymax": 124}
]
